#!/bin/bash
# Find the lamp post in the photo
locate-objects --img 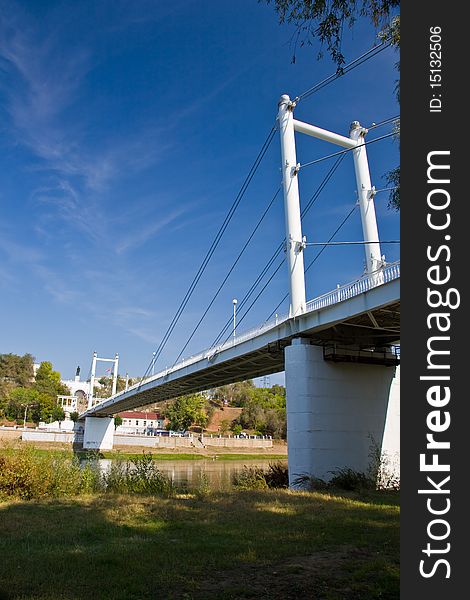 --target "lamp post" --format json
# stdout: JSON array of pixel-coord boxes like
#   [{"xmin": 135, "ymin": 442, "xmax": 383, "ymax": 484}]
[
  {"xmin": 23, "ymin": 404, "xmax": 30, "ymax": 429},
  {"xmin": 232, "ymin": 298, "xmax": 238, "ymax": 340}
]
